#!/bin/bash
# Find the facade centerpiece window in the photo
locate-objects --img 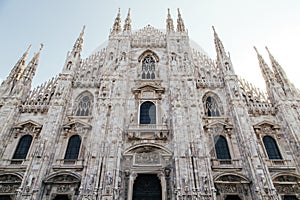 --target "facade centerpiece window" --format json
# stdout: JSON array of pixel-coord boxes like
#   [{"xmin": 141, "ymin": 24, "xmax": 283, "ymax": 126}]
[
  {"xmin": 142, "ymin": 55, "xmax": 156, "ymax": 79},
  {"xmin": 205, "ymin": 96, "xmax": 221, "ymax": 116},
  {"xmin": 74, "ymin": 92, "xmax": 93, "ymax": 116}
]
